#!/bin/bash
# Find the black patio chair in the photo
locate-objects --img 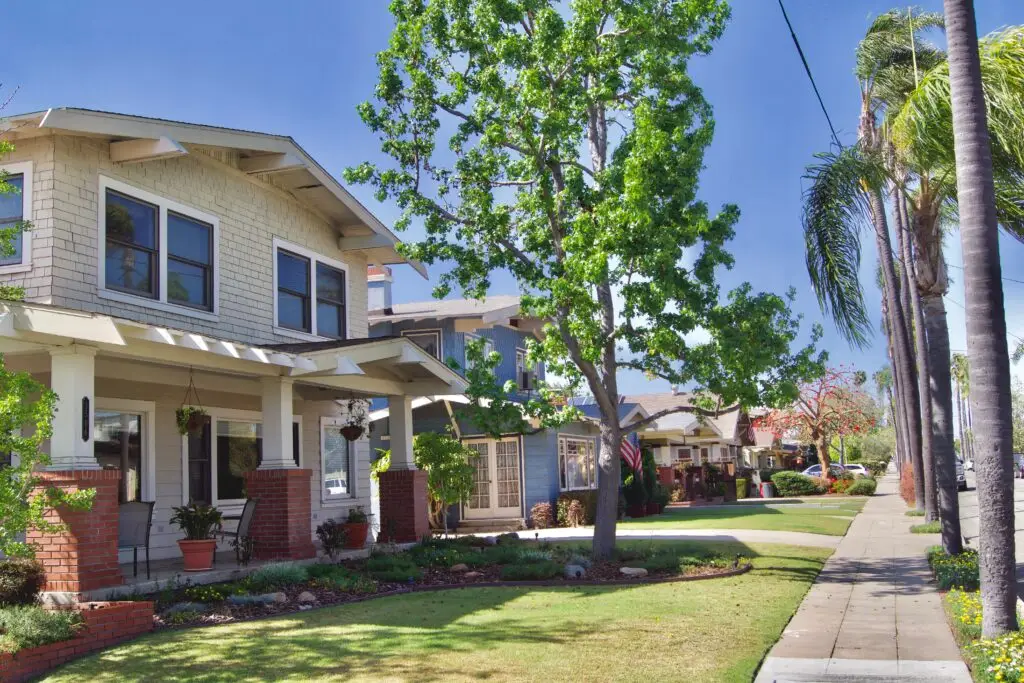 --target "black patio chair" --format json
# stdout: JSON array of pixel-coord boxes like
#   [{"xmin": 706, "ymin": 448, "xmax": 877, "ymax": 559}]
[
  {"xmin": 118, "ymin": 501, "xmax": 154, "ymax": 579},
  {"xmin": 216, "ymin": 498, "xmax": 258, "ymax": 566}
]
